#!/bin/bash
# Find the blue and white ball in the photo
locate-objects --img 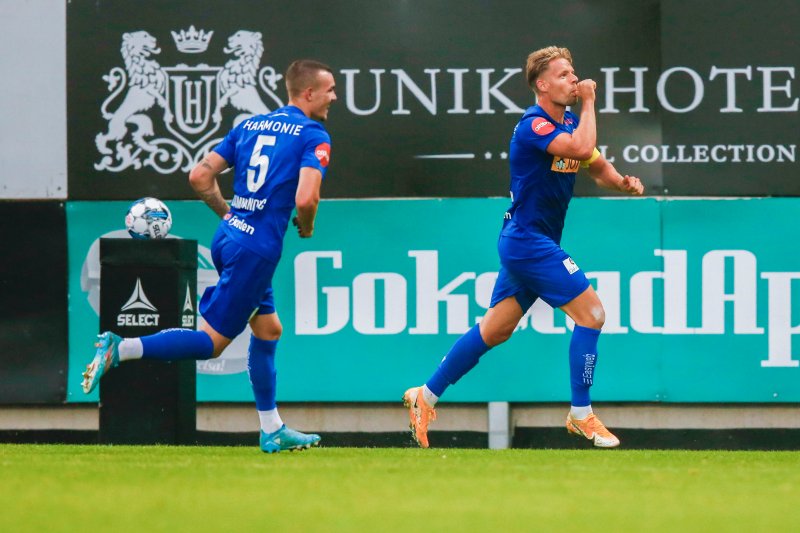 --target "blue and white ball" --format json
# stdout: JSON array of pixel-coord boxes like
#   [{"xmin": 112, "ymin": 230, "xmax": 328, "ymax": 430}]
[{"xmin": 125, "ymin": 197, "xmax": 172, "ymax": 239}]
